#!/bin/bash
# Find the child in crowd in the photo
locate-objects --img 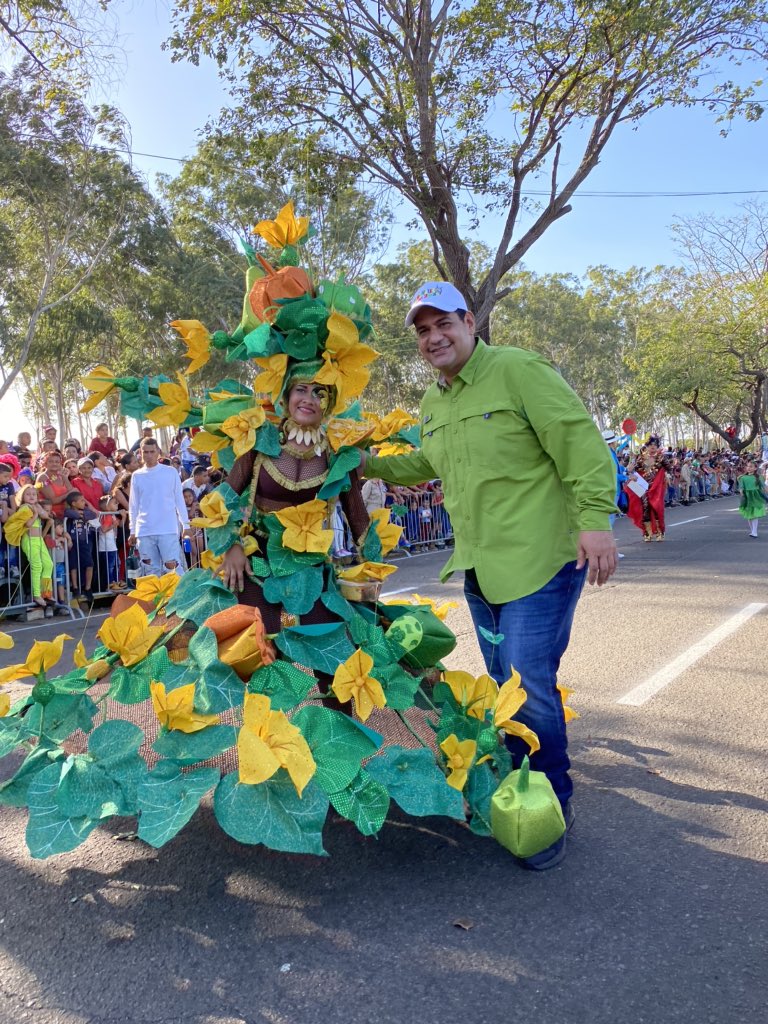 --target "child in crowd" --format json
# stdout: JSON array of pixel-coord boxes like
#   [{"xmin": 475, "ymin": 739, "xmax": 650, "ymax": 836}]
[
  {"xmin": 0, "ymin": 462, "xmax": 20, "ymax": 580},
  {"xmin": 53, "ymin": 522, "xmax": 72, "ymax": 604},
  {"xmin": 182, "ymin": 488, "xmax": 205, "ymax": 568},
  {"xmin": 64, "ymin": 489, "xmax": 97, "ymax": 602},
  {"xmin": 96, "ymin": 494, "xmax": 126, "ymax": 591},
  {"xmin": 3, "ymin": 485, "xmax": 54, "ymax": 609}
]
